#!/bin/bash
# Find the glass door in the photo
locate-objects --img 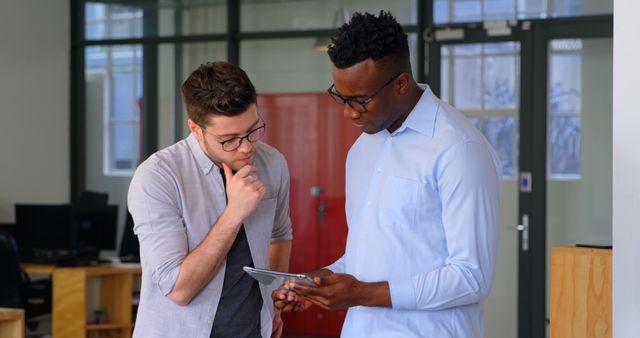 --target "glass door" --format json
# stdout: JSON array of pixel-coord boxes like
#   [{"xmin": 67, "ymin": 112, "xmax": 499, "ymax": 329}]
[
  {"xmin": 545, "ymin": 37, "xmax": 613, "ymax": 336},
  {"xmin": 439, "ymin": 41, "xmax": 521, "ymax": 338},
  {"xmin": 429, "ymin": 15, "xmax": 612, "ymax": 337}
]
